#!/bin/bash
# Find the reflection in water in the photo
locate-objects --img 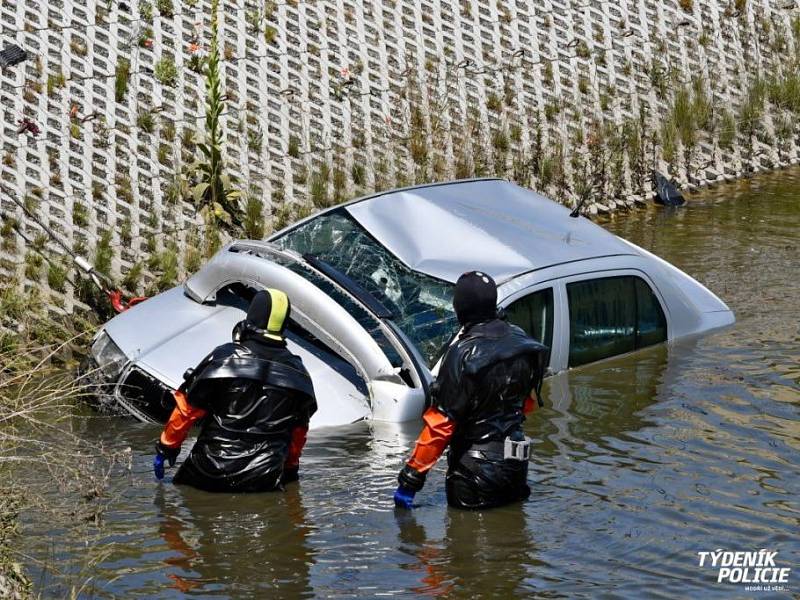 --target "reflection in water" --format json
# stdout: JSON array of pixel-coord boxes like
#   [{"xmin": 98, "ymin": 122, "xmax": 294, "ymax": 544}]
[
  {"xmin": 154, "ymin": 485, "xmax": 316, "ymax": 598},
  {"xmin": 395, "ymin": 504, "xmax": 534, "ymax": 598},
  {"xmin": 157, "ymin": 489, "xmax": 202, "ymax": 594},
  {"xmin": 541, "ymin": 343, "xmax": 669, "ymax": 457},
  {"xmin": 395, "ymin": 510, "xmax": 454, "ymax": 597},
  {"xmin": 16, "ymin": 168, "xmax": 800, "ymax": 597}
]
